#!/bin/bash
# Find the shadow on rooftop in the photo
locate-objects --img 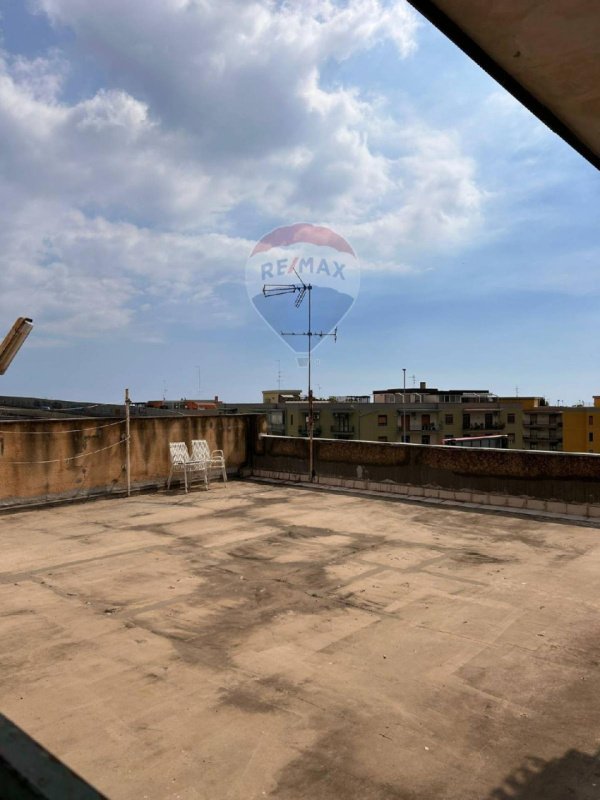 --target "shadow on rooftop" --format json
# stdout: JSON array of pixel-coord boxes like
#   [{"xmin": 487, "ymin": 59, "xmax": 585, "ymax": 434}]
[
  {"xmin": 0, "ymin": 712, "xmax": 106, "ymax": 799},
  {"xmin": 488, "ymin": 749, "xmax": 600, "ymax": 799}
]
